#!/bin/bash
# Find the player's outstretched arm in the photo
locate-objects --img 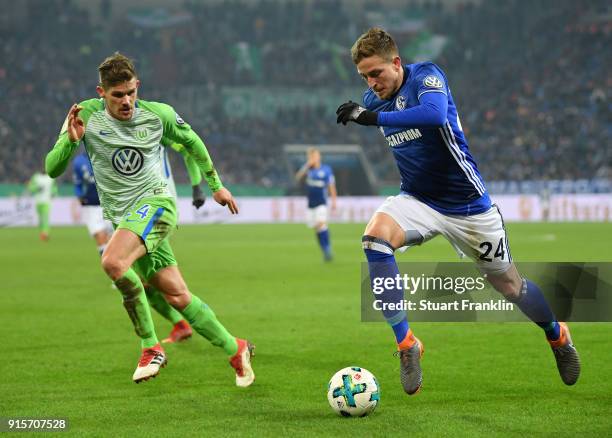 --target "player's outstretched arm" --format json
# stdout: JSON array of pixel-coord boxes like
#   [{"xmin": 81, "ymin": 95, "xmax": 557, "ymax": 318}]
[
  {"xmin": 46, "ymin": 105, "xmax": 85, "ymax": 178},
  {"xmin": 336, "ymin": 92, "xmax": 447, "ymax": 128},
  {"xmin": 213, "ymin": 188, "xmax": 238, "ymax": 214},
  {"xmin": 152, "ymin": 102, "xmax": 237, "ymax": 214},
  {"xmin": 376, "ymin": 91, "xmax": 447, "ymax": 127},
  {"xmin": 336, "ymin": 101, "xmax": 378, "ymax": 126},
  {"xmin": 183, "ymin": 140, "xmax": 238, "ymax": 214}
]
